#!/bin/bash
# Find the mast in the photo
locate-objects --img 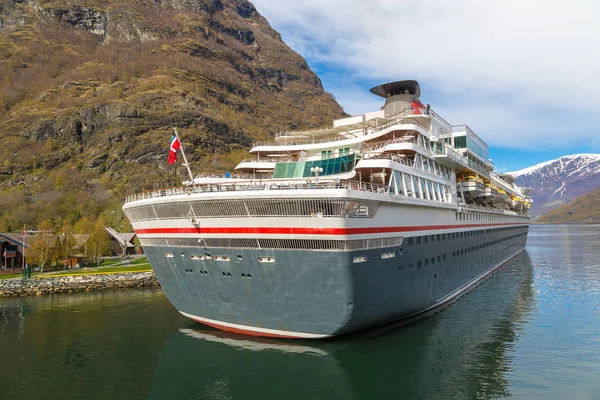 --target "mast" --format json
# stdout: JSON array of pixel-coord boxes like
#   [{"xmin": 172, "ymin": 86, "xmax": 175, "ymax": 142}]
[{"xmin": 173, "ymin": 127, "xmax": 195, "ymax": 183}]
